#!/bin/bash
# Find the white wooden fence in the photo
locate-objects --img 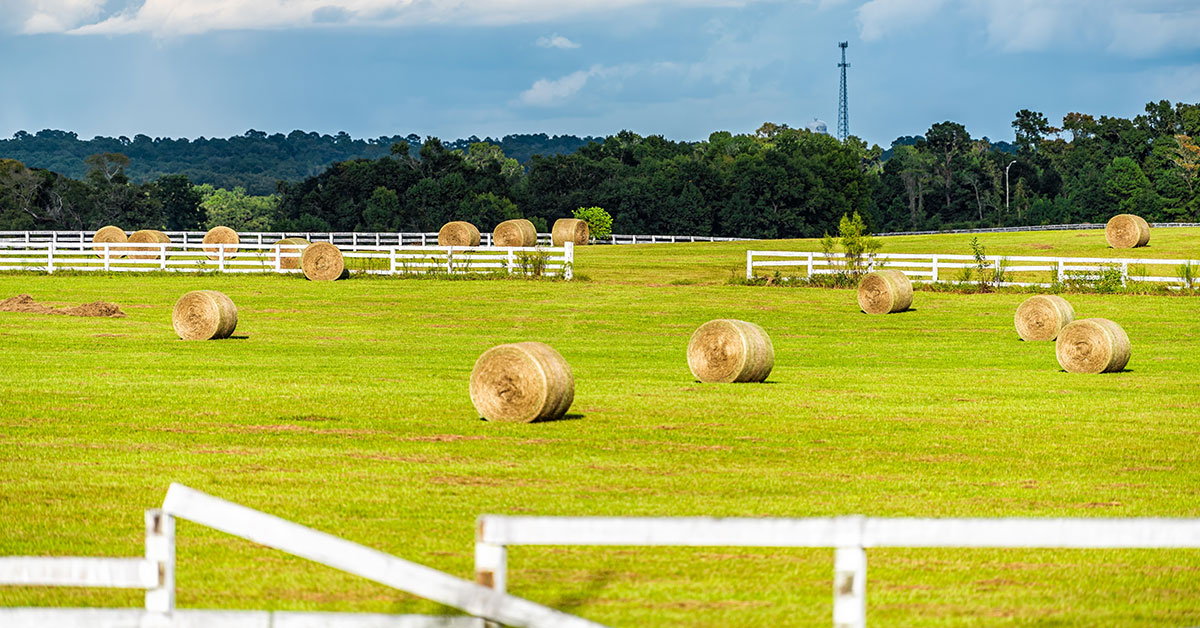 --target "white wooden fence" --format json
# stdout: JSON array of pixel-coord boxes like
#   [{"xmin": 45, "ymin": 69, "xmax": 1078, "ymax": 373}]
[
  {"xmin": 746, "ymin": 250, "xmax": 1200, "ymax": 289},
  {"xmin": 475, "ymin": 515, "xmax": 1200, "ymax": 628},
  {"xmin": 0, "ymin": 484, "xmax": 606, "ymax": 628},
  {"xmin": 0, "ymin": 230, "xmax": 748, "ymax": 247},
  {"xmin": 0, "ymin": 240, "xmax": 573, "ymax": 279}
]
